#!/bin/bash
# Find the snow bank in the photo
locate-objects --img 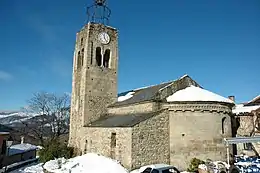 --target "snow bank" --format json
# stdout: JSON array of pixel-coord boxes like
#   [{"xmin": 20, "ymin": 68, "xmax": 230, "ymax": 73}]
[
  {"xmin": 118, "ymin": 92, "xmax": 135, "ymax": 102},
  {"xmin": 166, "ymin": 85, "xmax": 233, "ymax": 104},
  {"xmin": 43, "ymin": 153, "xmax": 129, "ymax": 173},
  {"xmin": 9, "ymin": 162, "xmax": 43, "ymax": 173},
  {"xmin": 23, "ymin": 163, "xmax": 44, "ymax": 173}
]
